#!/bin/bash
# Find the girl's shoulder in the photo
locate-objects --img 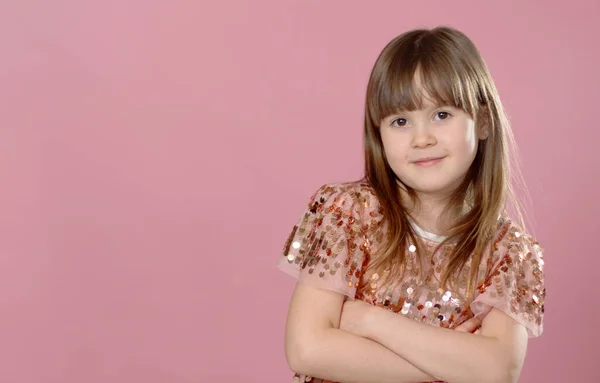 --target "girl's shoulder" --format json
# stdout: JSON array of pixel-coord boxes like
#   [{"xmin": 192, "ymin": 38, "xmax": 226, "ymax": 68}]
[
  {"xmin": 309, "ymin": 179, "xmax": 377, "ymax": 199},
  {"xmin": 277, "ymin": 180, "xmax": 384, "ymax": 299},
  {"xmin": 491, "ymin": 215, "xmax": 544, "ymax": 261},
  {"xmin": 307, "ymin": 180, "xmax": 385, "ymax": 224}
]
